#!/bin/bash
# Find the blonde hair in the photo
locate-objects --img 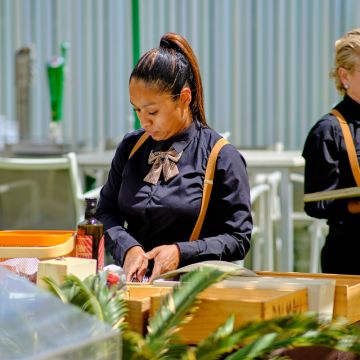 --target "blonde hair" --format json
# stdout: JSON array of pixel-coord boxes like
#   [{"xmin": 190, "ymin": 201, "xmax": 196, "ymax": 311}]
[{"xmin": 330, "ymin": 28, "xmax": 360, "ymax": 95}]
